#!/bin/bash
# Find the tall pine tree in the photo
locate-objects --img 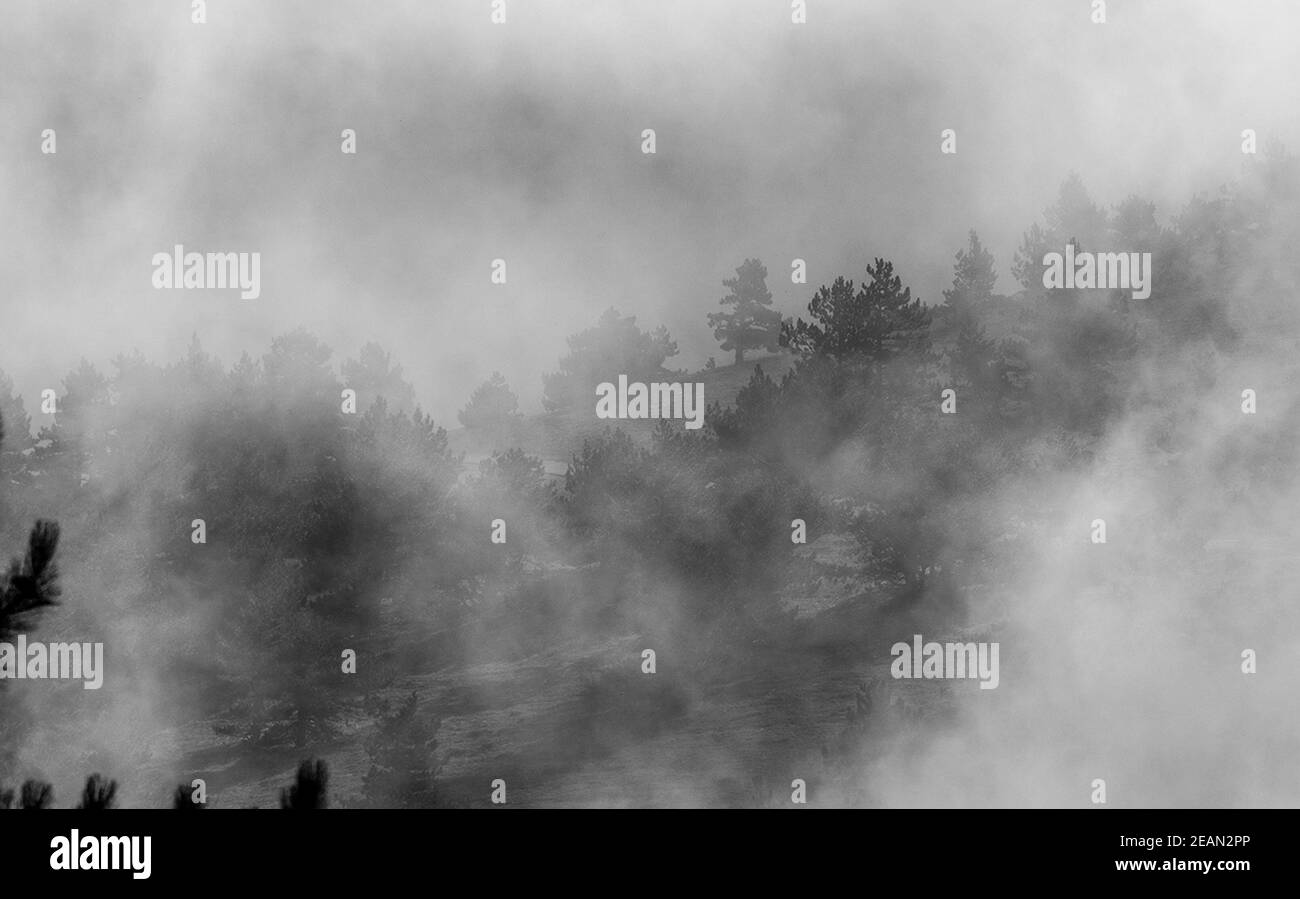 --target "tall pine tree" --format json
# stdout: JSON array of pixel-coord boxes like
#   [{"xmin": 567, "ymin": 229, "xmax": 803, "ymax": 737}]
[
  {"xmin": 941, "ymin": 230, "xmax": 999, "ymax": 397},
  {"xmin": 708, "ymin": 258, "xmax": 783, "ymax": 365}
]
